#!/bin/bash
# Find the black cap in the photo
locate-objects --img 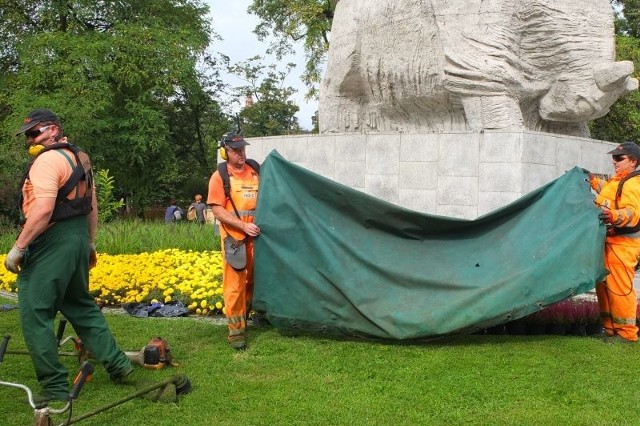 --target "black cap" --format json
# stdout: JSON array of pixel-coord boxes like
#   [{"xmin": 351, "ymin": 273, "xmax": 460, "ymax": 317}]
[
  {"xmin": 221, "ymin": 132, "xmax": 249, "ymax": 149},
  {"xmin": 607, "ymin": 141, "xmax": 640, "ymax": 159},
  {"xmin": 15, "ymin": 109, "xmax": 60, "ymax": 135}
]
